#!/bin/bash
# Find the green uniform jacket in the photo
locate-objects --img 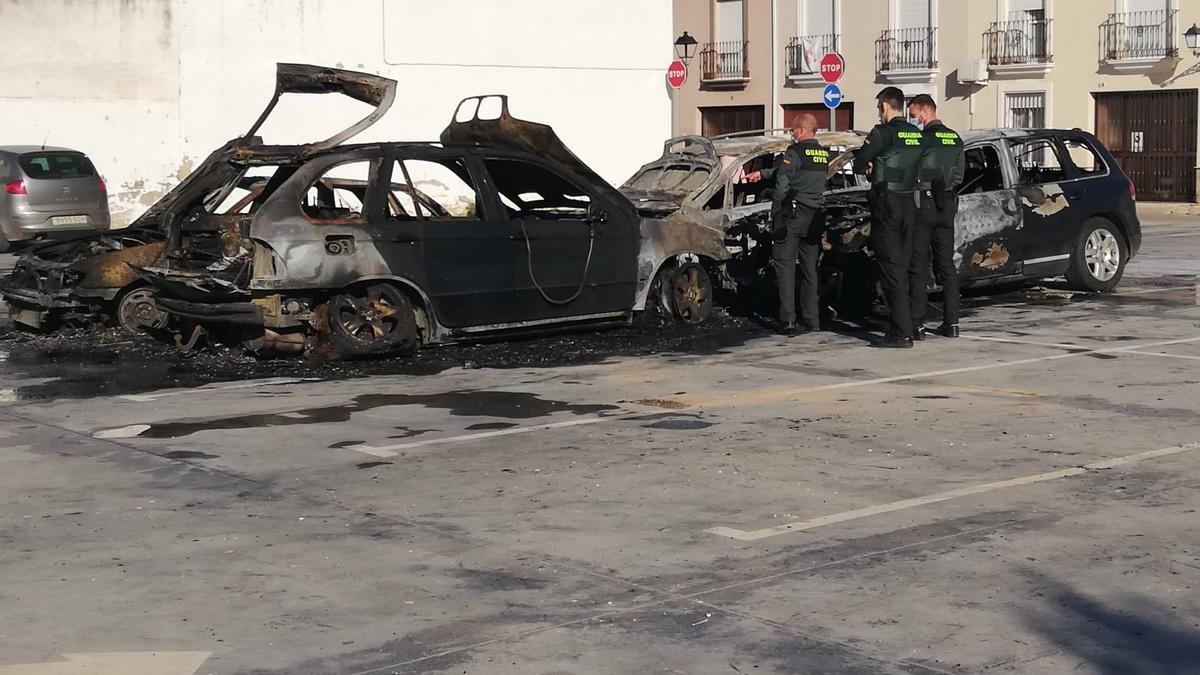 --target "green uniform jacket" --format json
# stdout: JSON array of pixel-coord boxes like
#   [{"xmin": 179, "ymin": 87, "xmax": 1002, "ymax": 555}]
[
  {"xmin": 852, "ymin": 116, "xmax": 924, "ymax": 193},
  {"xmin": 917, "ymin": 119, "xmax": 966, "ymax": 192},
  {"xmin": 760, "ymin": 138, "xmax": 830, "ymax": 217}
]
